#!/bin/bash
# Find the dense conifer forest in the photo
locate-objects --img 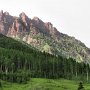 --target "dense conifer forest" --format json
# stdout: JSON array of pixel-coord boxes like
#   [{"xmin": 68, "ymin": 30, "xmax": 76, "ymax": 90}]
[{"xmin": 0, "ymin": 34, "xmax": 90, "ymax": 83}]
